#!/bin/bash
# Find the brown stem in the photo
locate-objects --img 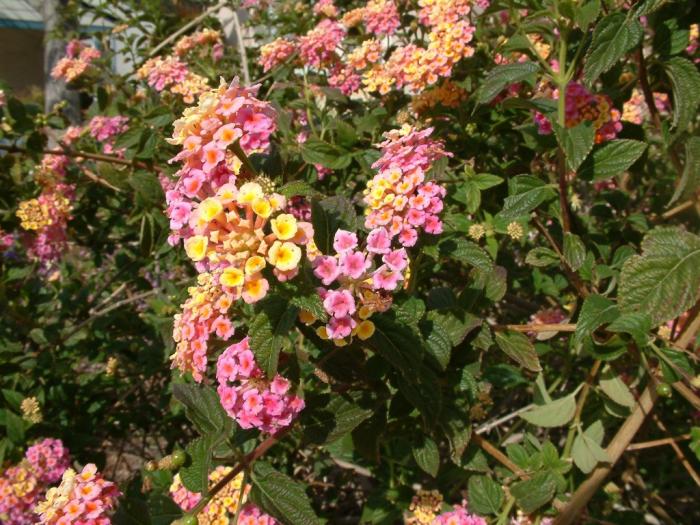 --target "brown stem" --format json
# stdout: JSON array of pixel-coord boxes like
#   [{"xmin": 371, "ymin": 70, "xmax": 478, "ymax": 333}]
[
  {"xmin": 651, "ymin": 414, "xmax": 700, "ymax": 486},
  {"xmin": 626, "ymin": 433, "xmax": 691, "ymax": 451},
  {"xmin": 492, "ymin": 323, "xmax": 577, "ymax": 333},
  {"xmin": 0, "ymin": 143, "xmax": 140, "ymax": 167},
  {"xmin": 552, "ymin": 385, "xmax": 658, "ymax": 525},
  {"xmin": 661, "ymin": 200, "xmax": 694, "ymax": 219},
  {"xmin": 472, "ymin": 433, "xmax": 530, "ymax": 480}
]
